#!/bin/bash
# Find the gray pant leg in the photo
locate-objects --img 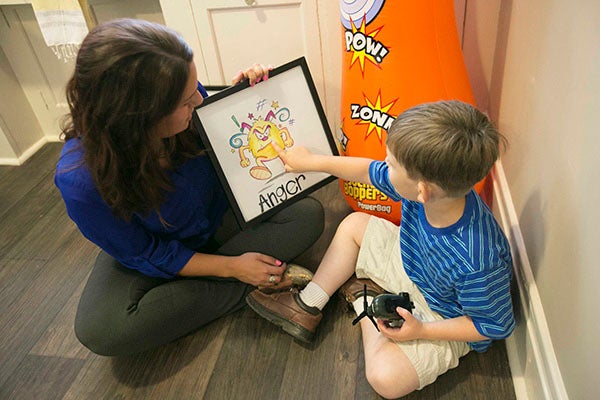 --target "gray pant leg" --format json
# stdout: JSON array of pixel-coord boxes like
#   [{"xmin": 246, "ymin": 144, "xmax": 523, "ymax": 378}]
[
  {"xmin": 74, "ymin": 251, "xmax": 251, "ymax": 356},
  {"xmin": 215, "ymin": 196, "xmax": 324, "ymax": 261},
  {"xmin": 74, "ymin": 197, "xmax": 324, "ymax": 356}
]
